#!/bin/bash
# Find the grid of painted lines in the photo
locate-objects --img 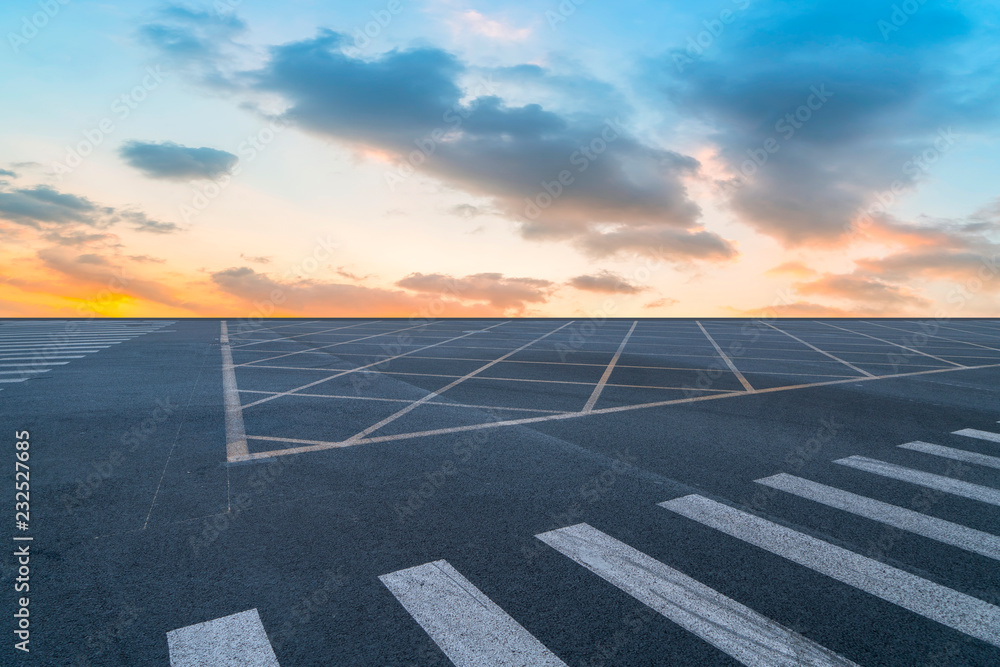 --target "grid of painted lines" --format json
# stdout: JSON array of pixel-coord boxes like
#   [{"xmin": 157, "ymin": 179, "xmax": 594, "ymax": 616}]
[
  {"xmin": 223, "ymin": 318, "xmax": 1000, "ymax": 461},
  {"xmin": 0, "ymin": 319, "xmax": 175, "ymax": 391},
  {"xmin": 169, "ymin": 426, "xmax": 1000, "ymax": 665}
]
